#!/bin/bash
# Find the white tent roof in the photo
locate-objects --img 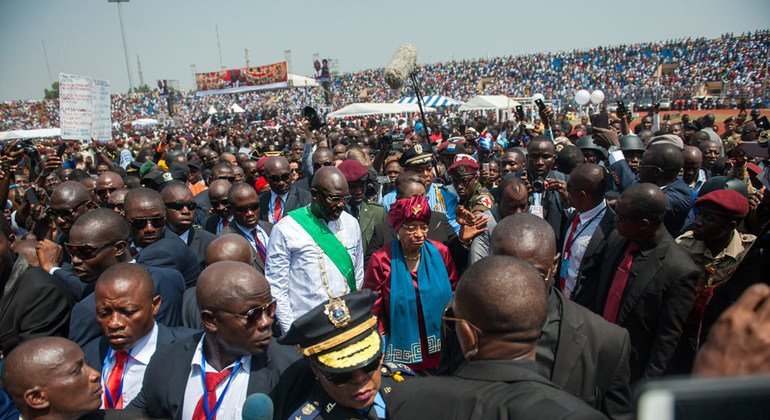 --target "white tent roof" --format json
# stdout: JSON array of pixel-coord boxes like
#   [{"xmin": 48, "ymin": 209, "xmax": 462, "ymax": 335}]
[
  {"xmin": 0, "ymin": 128, "xmax": 61, "ymax": 141},
  {"xmin": 458, "ymin": 95, "xmax": 520, "ymax": 111},
  {"xmin": 287, "ymin": 74, "xmax": 320, "ymax": 88},
  {"xmin": 207, "ymin": 105, "xmax": 218, "ymax": 115},
  {"xmin": 328, "ymin": 103, "xmax": 436, "ymax": 118},
  {"xmin": 230, "ymin": 103, "xmax": 245, "ymax": 113},
  {"xmin": 131, "ymin": 118, "xmax": 159, "ymax": 128},
  {"xmin": 394, "ymin": 95, "xmax": 463, "ymax": 107}
]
